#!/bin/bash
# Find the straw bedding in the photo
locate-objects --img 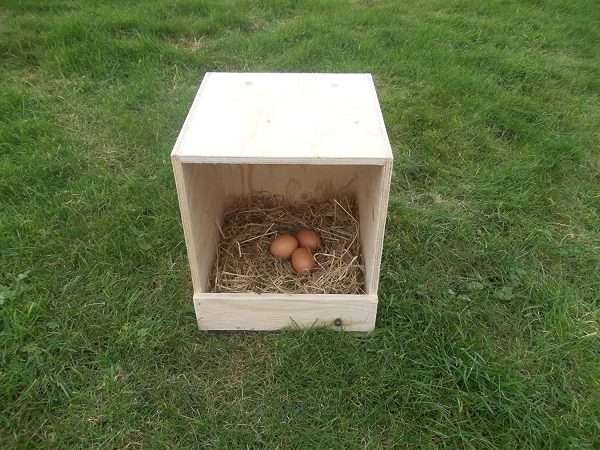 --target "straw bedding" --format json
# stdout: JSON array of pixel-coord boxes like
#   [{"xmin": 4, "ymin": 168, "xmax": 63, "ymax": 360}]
[{"xmin": 208, "ymin": 195, "xmax": 364, "ymax": 294}]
